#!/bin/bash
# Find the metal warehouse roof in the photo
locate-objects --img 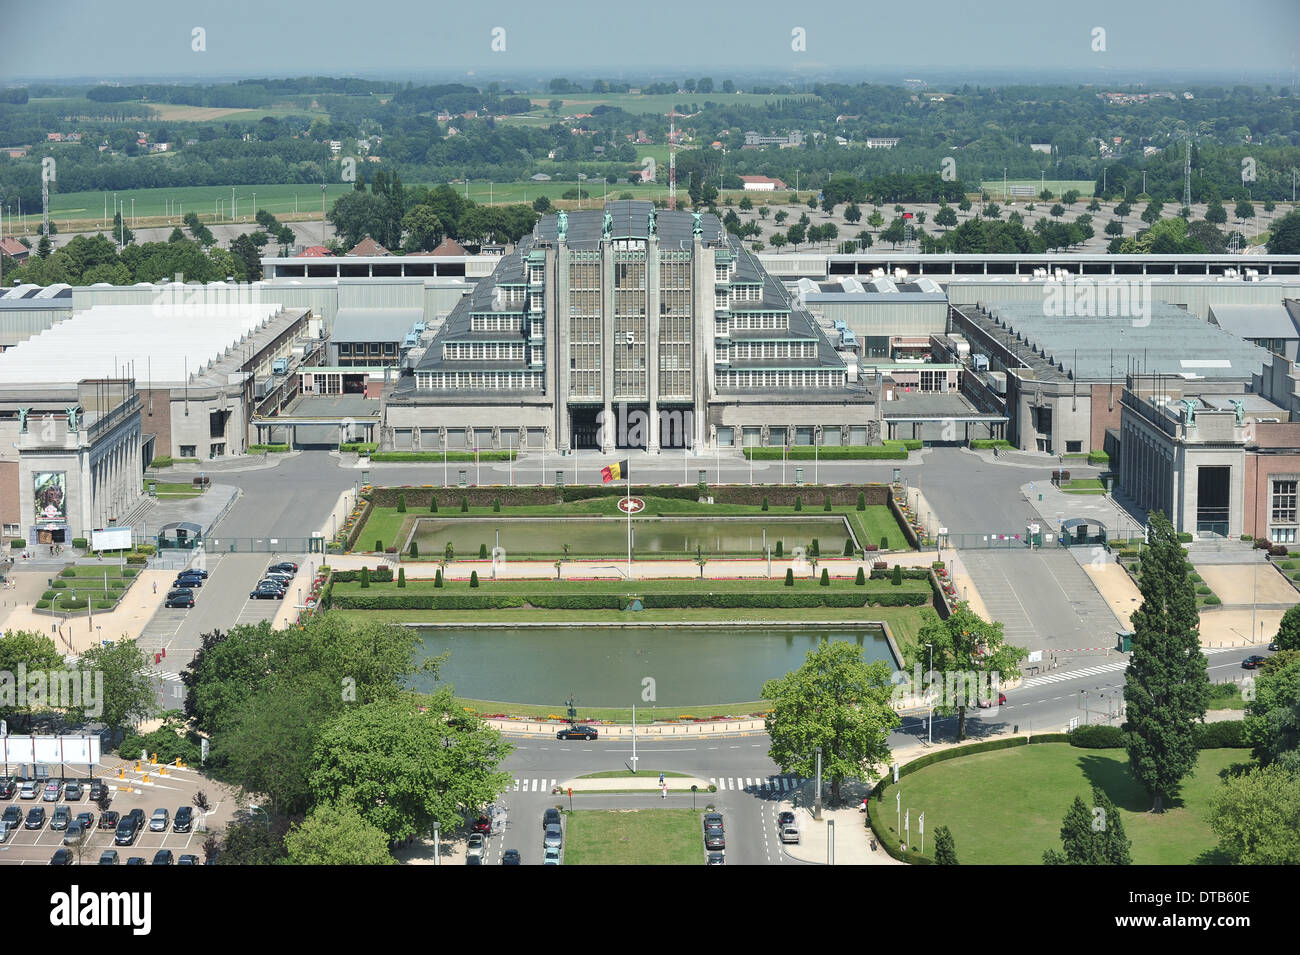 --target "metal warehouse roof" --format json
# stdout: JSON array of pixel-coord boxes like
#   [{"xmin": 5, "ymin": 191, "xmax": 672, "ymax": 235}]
[
  {"xmin": 979, "ymin": 301, "xmax": 1273, "ymax": 380},
  {"xmin": 1208, "ymin": 303, "xmax": 1298, "ymax": 341},
  {"xmin": 0, "ymin": 302, "xmax": 287, "ymax": 386},
  {"xmin": 332, "ymin": 307, "xmax": 425, "ymax": 343}
]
